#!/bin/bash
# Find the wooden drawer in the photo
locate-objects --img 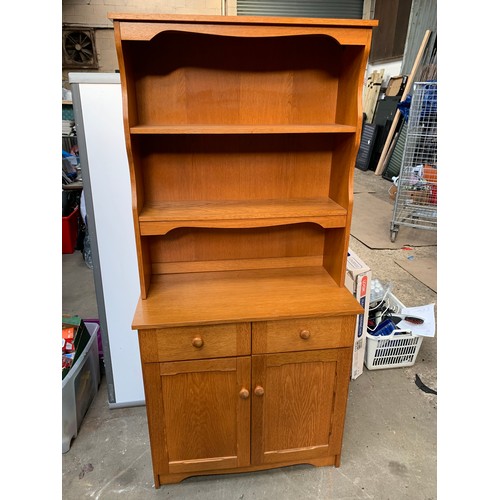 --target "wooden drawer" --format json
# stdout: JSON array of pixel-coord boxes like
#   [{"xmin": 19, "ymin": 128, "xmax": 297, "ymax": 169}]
[
  {"xmin": 138, "ymin": 323, "xmax": 251, "ymax": 362},
  {"xmin": 252, "ymin": 316, "xmax": 356, "ymax": 354}
]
